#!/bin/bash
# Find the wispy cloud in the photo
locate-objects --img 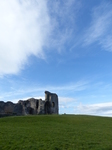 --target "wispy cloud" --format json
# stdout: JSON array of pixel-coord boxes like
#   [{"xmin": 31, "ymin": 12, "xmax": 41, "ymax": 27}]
[
  {"xmin": 0, "ymin": 0, "xmax": 51, "ymax": 76},
  {"xmin": 100, "ymin": 35, "xmax": 112, "ymax": 52},
  {"xmin": 84, "ymin": 2, "xmax": 112, "ymax": 52},
  {"xmin": 0, "ymin": 0, "xmax": 80, "ymax": 76},
  {"xmin": 0, "ymin": 80, "xmax": 88, "ymax": 101},
  {"xmin": 47, "ymin": 0, "xmax": 81, "ymax": 53},
  {"xmin": 77, "ymin": 102, "xmax": 112, "ymax": 116},
  {"xmin": 59, "ymin": 96, "xmax": 76, "ymax": 107},
  {"xmin": 1, "ymin": 77, "xmax": 112, "ymax": 116}
]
